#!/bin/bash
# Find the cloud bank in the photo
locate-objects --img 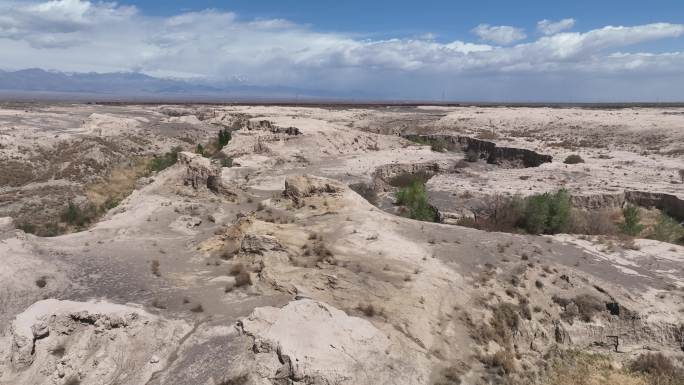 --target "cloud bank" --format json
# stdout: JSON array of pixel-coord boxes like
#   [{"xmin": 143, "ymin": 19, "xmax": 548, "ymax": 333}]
[
  {"xmin": 472, "ymin": 24, "xmax": 527, "ymax": 45},
  {"xmin": 1, "ymin": 0, "xmax": 684, "ymax": 100}
]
